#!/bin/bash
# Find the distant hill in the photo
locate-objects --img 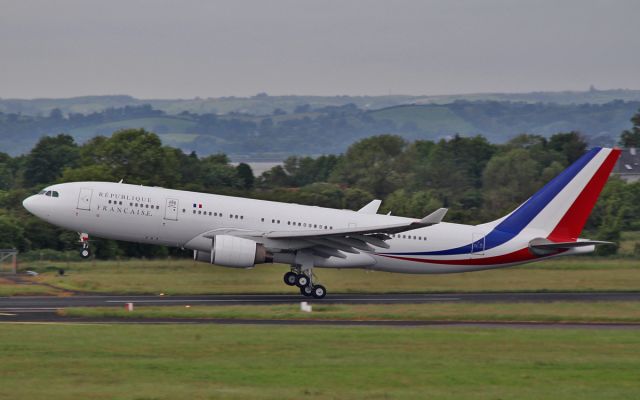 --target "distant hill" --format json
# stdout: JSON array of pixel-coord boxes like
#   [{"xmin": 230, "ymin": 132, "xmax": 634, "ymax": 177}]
[
  {"xmin": 368, "ymin": 101, "xmax": 640, "ymax": 144},
  {"xmin": 2, "ymin": 88, "xmax": 640, "ymax": 116},
  {"xmin": 0, "ymin": 97, "xmax": 639, "ymax": 158}
]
